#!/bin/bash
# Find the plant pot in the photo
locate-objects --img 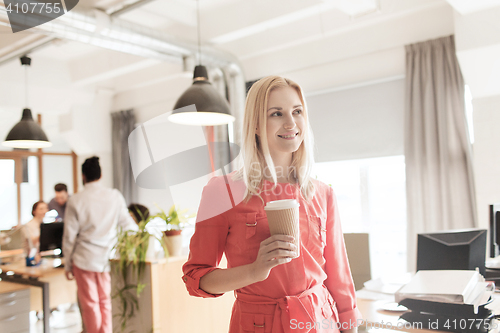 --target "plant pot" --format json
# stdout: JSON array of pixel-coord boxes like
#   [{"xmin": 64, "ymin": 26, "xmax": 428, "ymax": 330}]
[
  {"xmin": 164, "ymin": 230, "xmax": 182, "ymax": 236},
  {"xmin": 164, "ymin": 230, "xmax": 183, "ymax": 257}
]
